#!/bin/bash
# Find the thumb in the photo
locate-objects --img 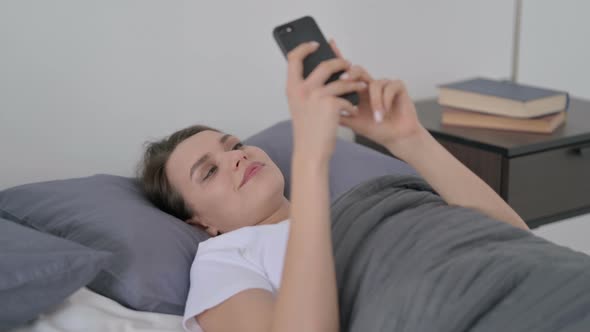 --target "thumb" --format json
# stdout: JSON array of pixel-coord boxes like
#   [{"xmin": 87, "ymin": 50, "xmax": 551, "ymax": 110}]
[{"xmin": 329, "ymin": 38, "xmax": 344, "ymax": 58}]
